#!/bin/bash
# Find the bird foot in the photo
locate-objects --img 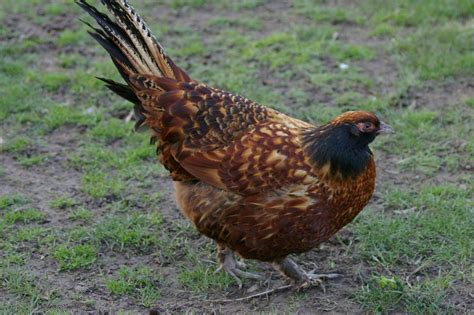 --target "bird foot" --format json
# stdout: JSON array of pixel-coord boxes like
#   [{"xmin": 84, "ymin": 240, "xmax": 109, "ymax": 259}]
[
  {"xmin": 297, "ymin": 271, "xmax": 342, "ymax": 292},
  {"xmin": 274, "ymin": 257, "xmax": 342, "ymax": 292},
  {"xmin": 215, "ymin": 246, "xmax": 264, "ymax": 288},
  {"xmin": 235, "ymin": 260, "xmax": 247, "ymax": 270}
]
